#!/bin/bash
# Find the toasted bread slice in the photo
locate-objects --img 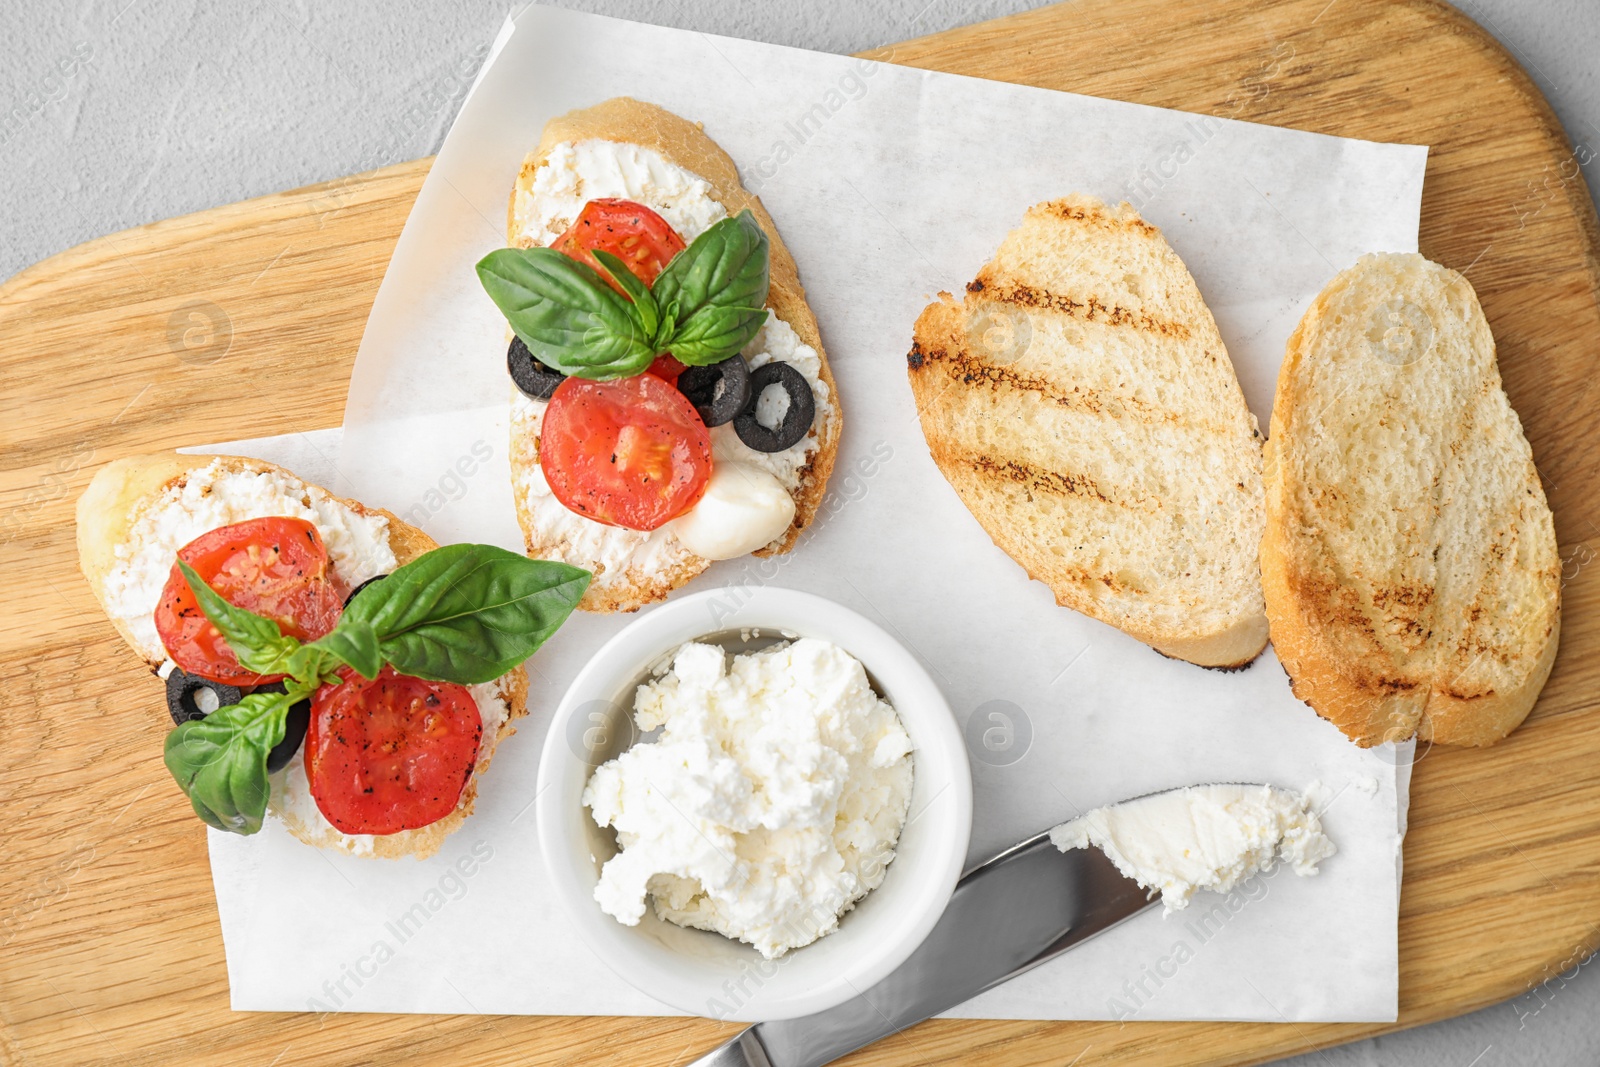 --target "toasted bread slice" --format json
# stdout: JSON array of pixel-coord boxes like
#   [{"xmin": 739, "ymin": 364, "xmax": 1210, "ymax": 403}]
[
  {"xmin": 1261, "ymin": 253, "xmax": 1561, "ymax": 747},
  {"xmin": 76, "ymin": 453, "xmax": 528, "ymax": 858},
  {"xmin": 505, "ymin": 97, "xmax": 841, "ymax": 613},
  {"xmin": 908, "ymin": 195, "xmax": 1268, "ymax": 667}
]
